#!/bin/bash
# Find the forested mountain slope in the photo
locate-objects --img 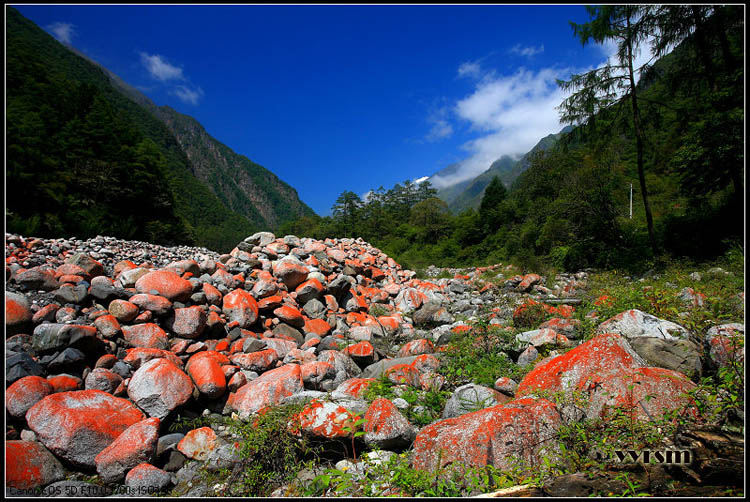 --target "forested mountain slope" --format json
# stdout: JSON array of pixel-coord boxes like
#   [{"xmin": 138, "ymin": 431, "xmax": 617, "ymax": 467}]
[{"xmin": 6, "ymin": 7, "xmax": 314, "ymax": 252}]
